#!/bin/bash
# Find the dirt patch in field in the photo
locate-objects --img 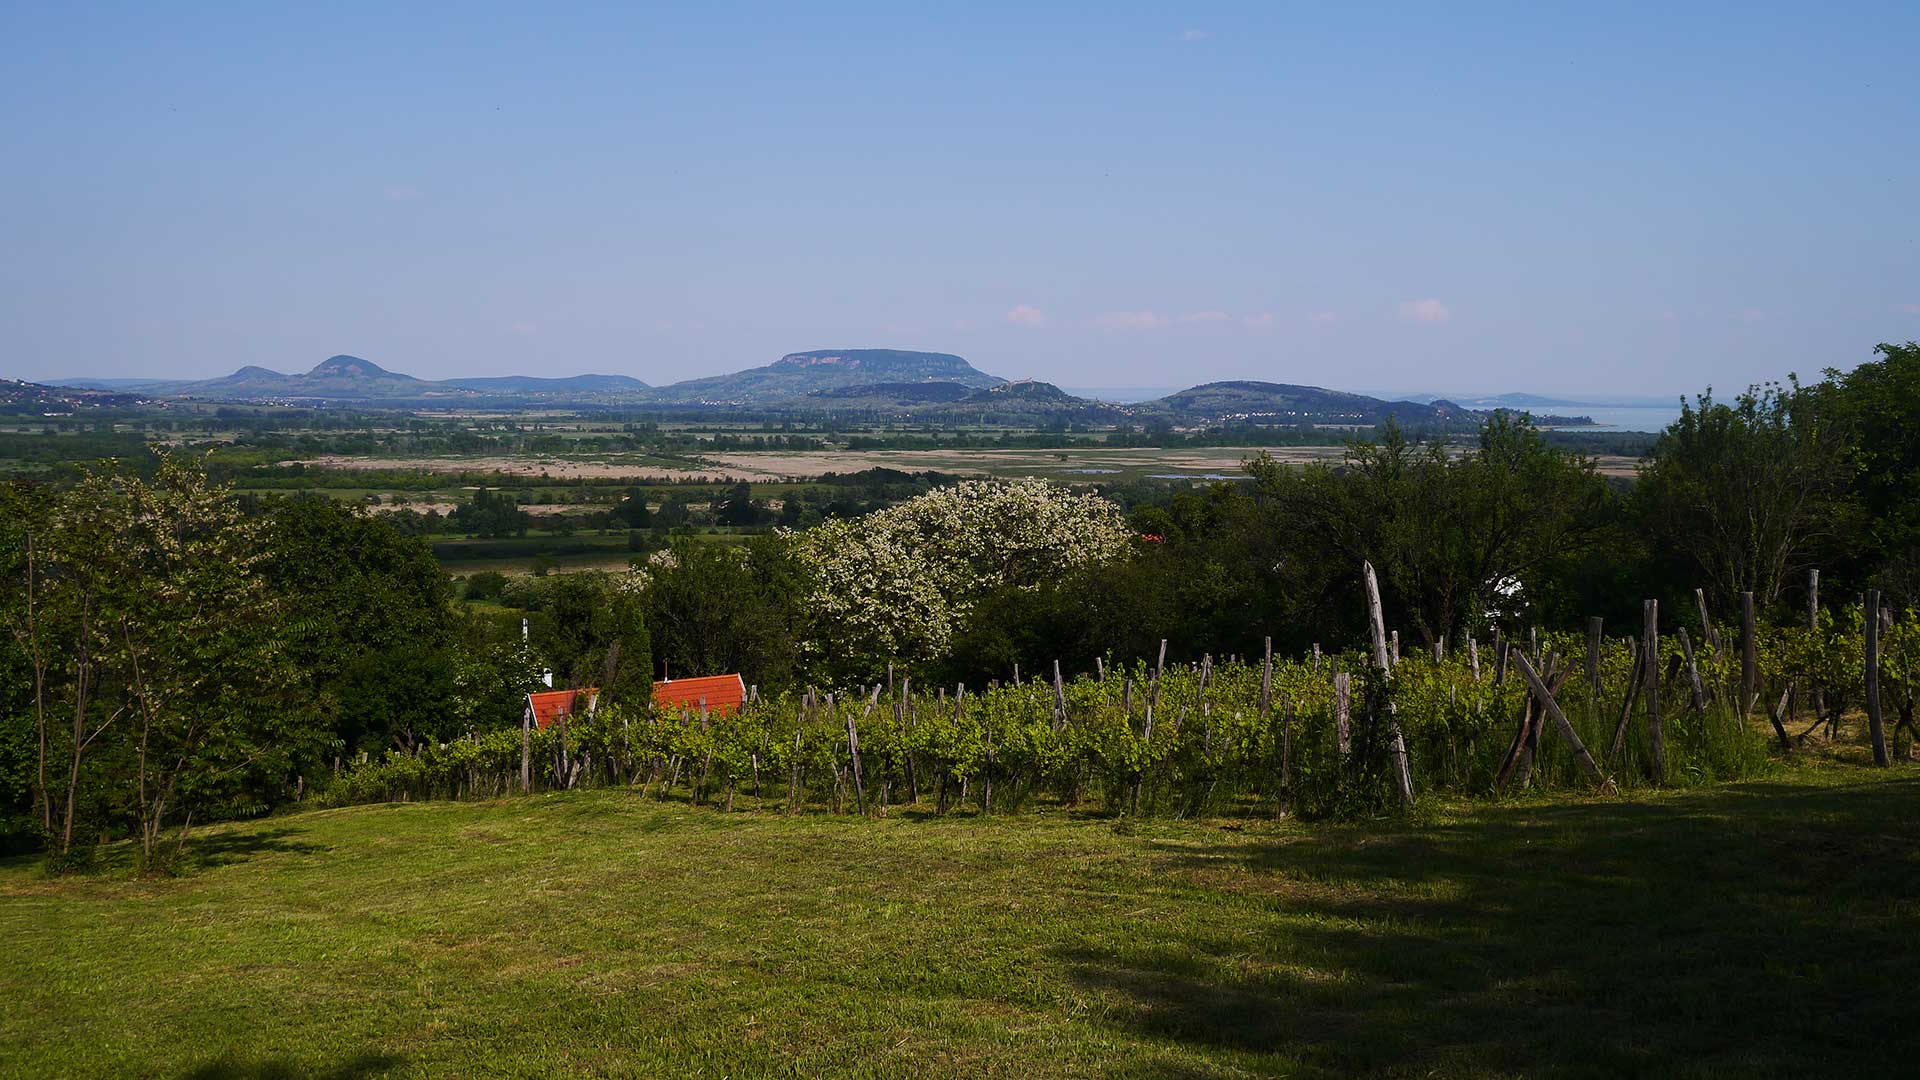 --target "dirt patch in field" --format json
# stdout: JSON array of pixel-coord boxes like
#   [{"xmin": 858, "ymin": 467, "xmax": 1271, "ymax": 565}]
[{"xmin": 289, "ymin": 455, "xmax": 741, "ymax": 481}]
